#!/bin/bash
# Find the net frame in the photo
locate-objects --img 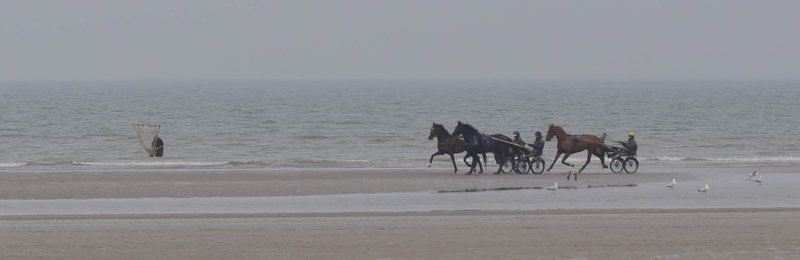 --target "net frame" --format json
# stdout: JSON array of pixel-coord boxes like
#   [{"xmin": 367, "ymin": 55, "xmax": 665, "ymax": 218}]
[{"xmin": 133, "ymin": 124, "xmax": 160, "ymax": 156}]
